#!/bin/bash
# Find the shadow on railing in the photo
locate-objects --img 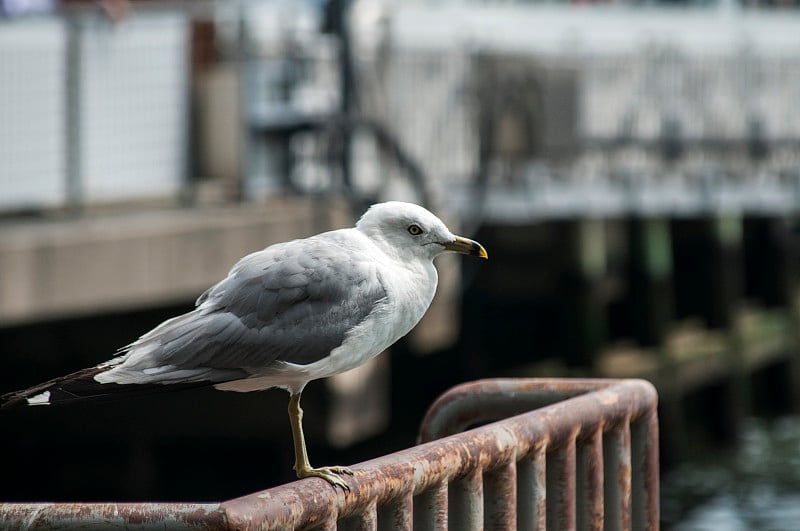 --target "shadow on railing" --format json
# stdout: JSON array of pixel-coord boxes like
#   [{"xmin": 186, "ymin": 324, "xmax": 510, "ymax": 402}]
[{"xmin": 0, "ymin": 378, "xmax": 659, "ymax": 530}]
